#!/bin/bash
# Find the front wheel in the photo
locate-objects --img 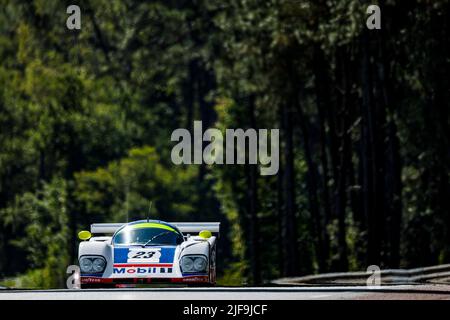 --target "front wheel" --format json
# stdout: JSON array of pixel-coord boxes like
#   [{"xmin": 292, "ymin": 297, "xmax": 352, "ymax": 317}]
[
  {"xmin": 187, "ymin": 282, "xmax": 215, "ymax": 287},
  {"xmin": 80, "ymin": 283, "xmax": 116, "ymax": 289}
]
